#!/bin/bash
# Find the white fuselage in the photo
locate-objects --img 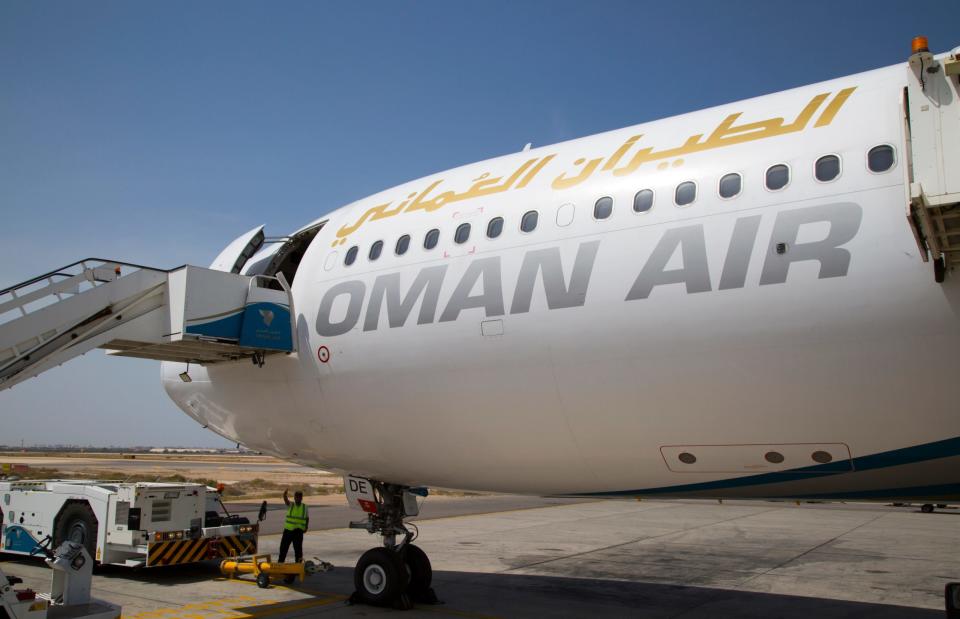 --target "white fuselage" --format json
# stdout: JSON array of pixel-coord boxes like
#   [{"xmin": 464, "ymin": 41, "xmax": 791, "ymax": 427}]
[{"xmin": 163, "ymin": 61, "xmax": 960, "ymax": 500}]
